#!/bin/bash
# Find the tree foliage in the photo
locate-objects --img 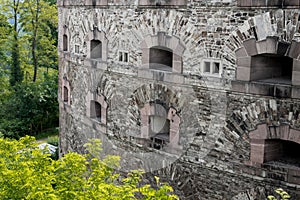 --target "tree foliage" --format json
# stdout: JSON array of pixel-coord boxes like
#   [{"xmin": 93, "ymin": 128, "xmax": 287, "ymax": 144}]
[
  {"xmin": 0, "ymin": 73, "xmax": 58, "ymax": 138},
  {"xmin": 0, "ymin": 136, "xmax": 178, "ymax": 200},
  {"xmin": 0, "ymin": 0, "xmax": 58, "ymax": 137}
]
